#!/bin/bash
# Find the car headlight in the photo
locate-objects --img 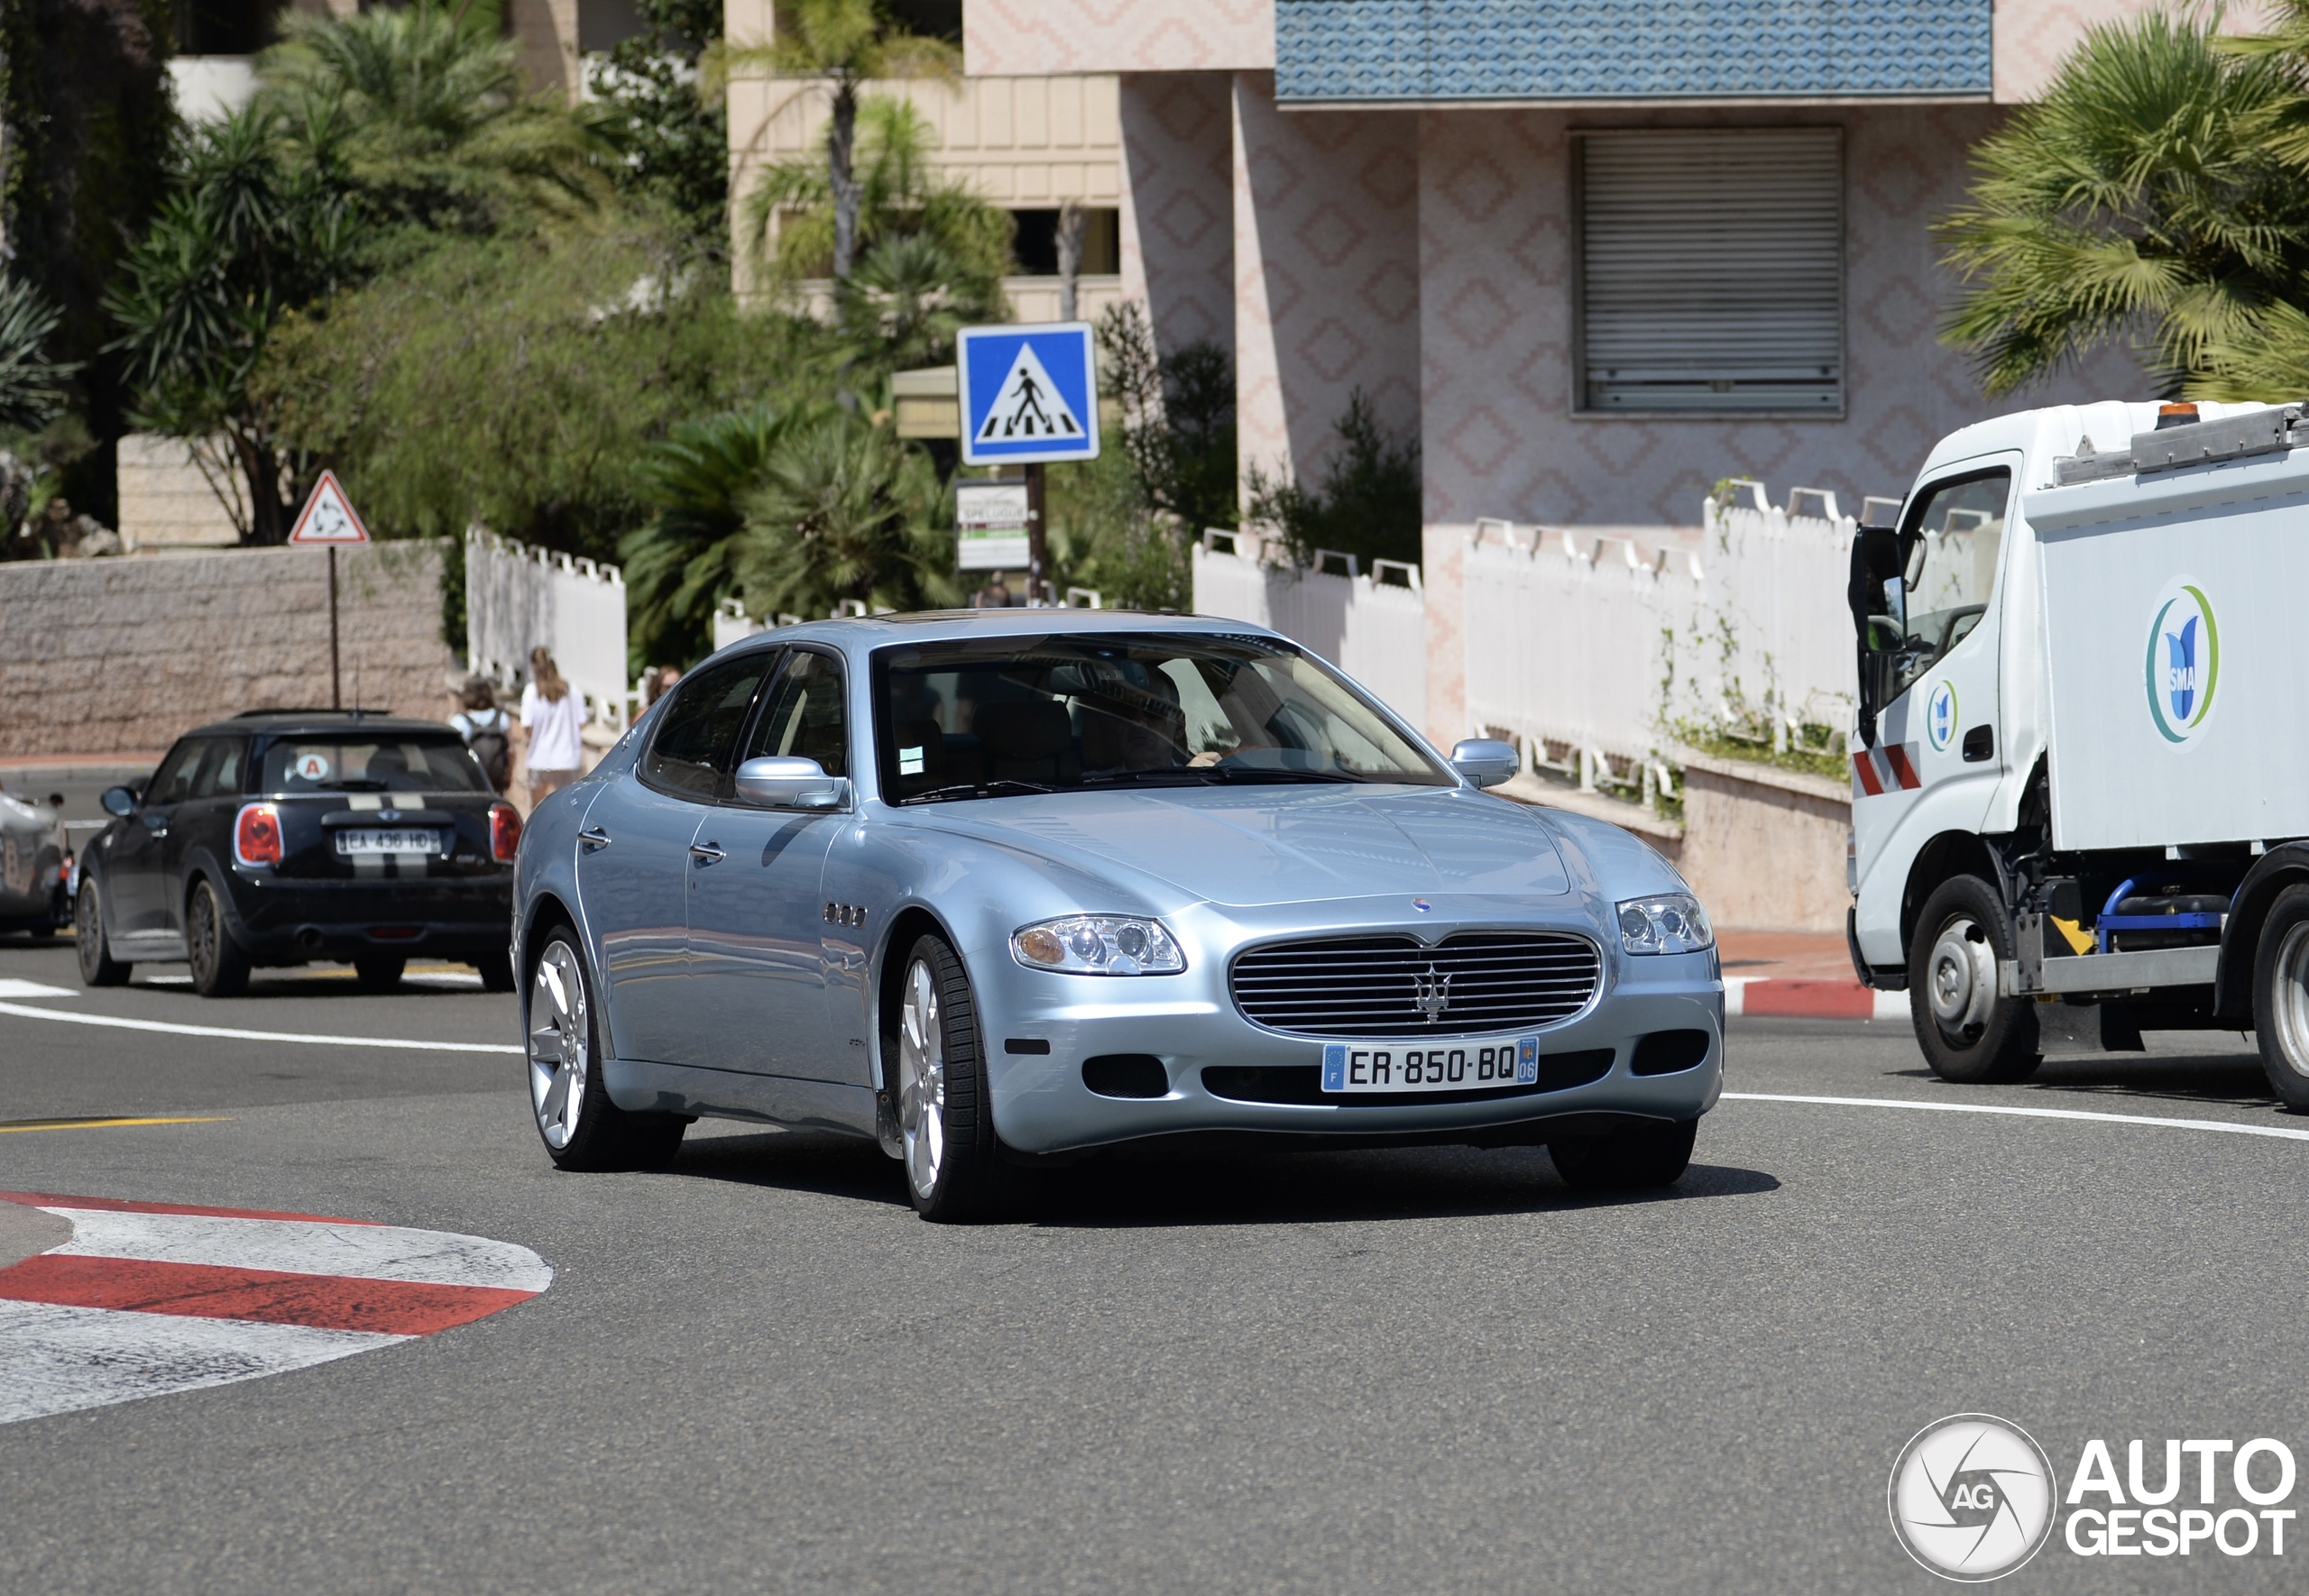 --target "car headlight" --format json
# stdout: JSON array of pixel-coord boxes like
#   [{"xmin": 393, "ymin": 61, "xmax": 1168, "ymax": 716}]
[
  {"xmin": 1616, "ymin": 893, "xmax": 1714, "ymax": 956},
  {"xmin": 1010, "ymin": 915, "xmax": 1185, "ymax": 976}
]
